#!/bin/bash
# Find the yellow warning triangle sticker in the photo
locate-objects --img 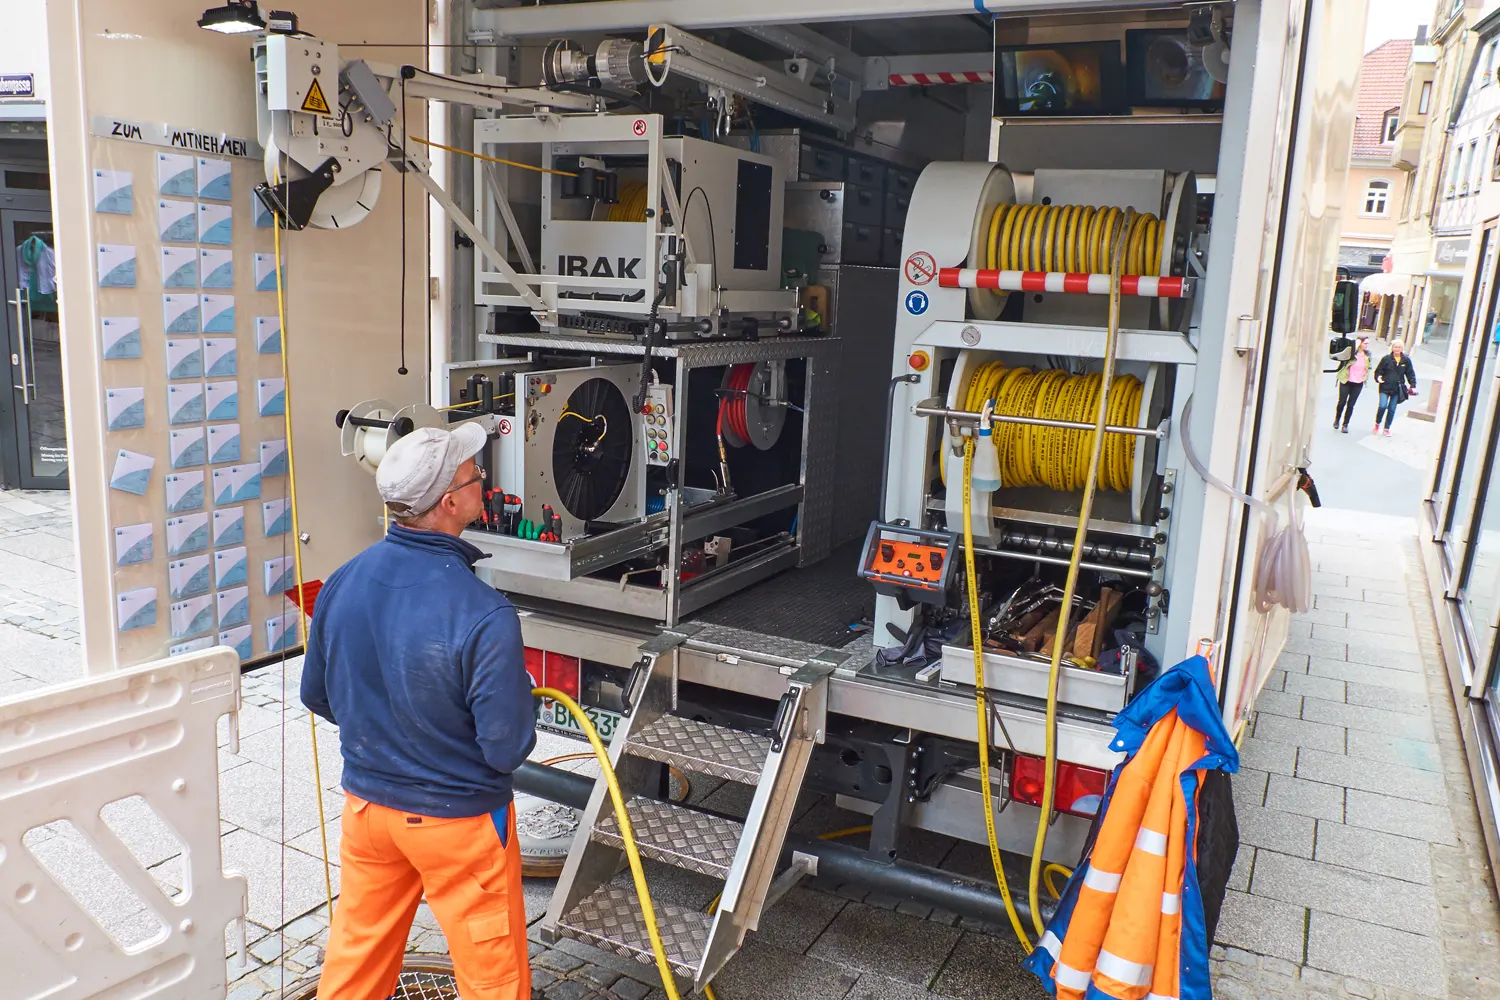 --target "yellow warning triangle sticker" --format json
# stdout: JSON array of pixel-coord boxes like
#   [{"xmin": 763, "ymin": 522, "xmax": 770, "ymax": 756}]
[{"xmin": 301, "ymin": 78, "xmax": 331, "ymax": 115}]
